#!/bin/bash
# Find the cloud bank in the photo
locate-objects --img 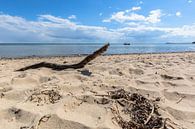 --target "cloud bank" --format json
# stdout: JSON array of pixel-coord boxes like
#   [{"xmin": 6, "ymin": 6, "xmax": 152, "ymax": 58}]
[
  {"xmin": 0, "ymin": 13, "xmax": 195, "ymax": 43},
  {"xmin": 103, "ymin": 9, "xmax": 162, "ymax": 24},
  {"xmin": 0, "ymin": 14, "xmax": 123, "ymax": 42}
]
